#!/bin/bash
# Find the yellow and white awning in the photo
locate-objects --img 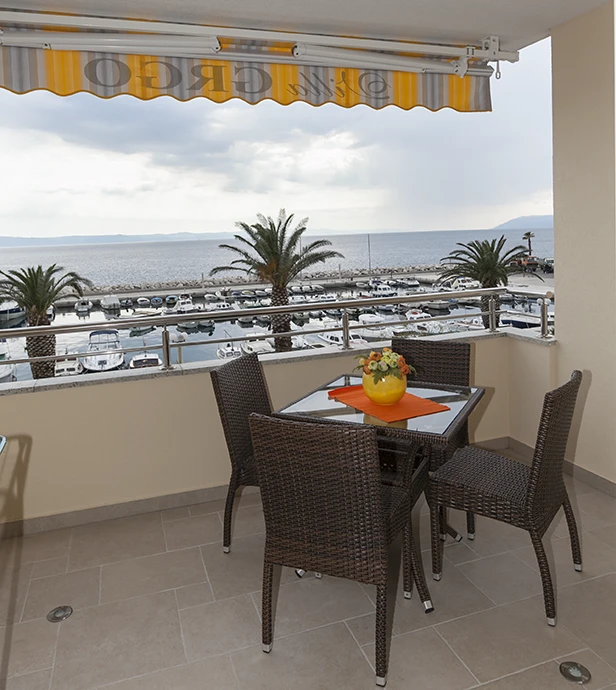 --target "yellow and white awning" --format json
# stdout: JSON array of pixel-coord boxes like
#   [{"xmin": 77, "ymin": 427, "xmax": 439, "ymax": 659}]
[{"xmin": 0, "ymin": 12, "xmax": 516, "ymax": 112}]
